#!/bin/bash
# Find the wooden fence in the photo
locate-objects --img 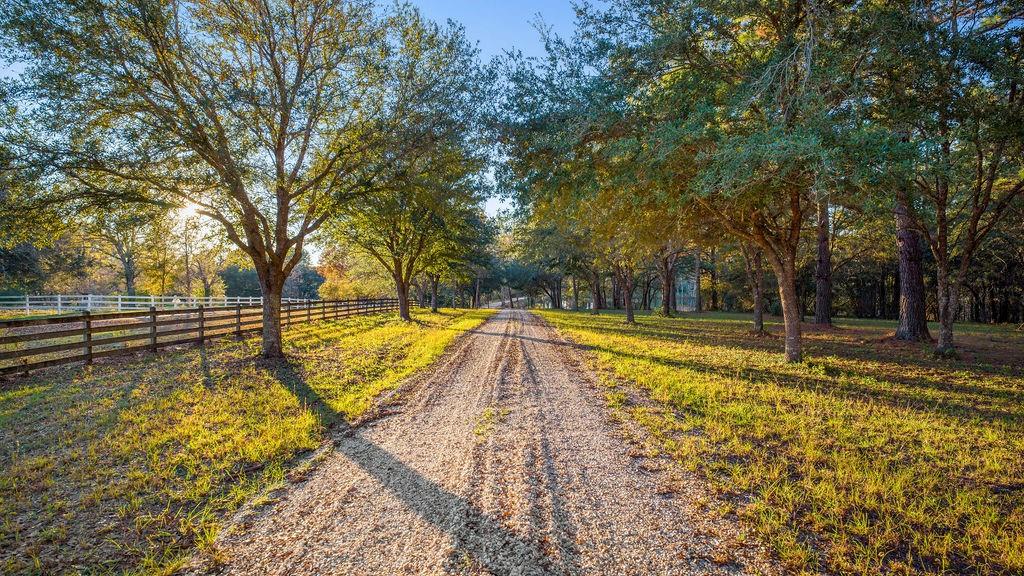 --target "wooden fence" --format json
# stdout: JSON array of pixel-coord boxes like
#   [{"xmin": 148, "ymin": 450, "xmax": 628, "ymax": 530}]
[
  {"xmin": 0, "ymin": 294, "xmax": 313, "ymax": 313},
  {"xmin": 0, "ymin": 298, "xmax": 404, "ymax": 377}
]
